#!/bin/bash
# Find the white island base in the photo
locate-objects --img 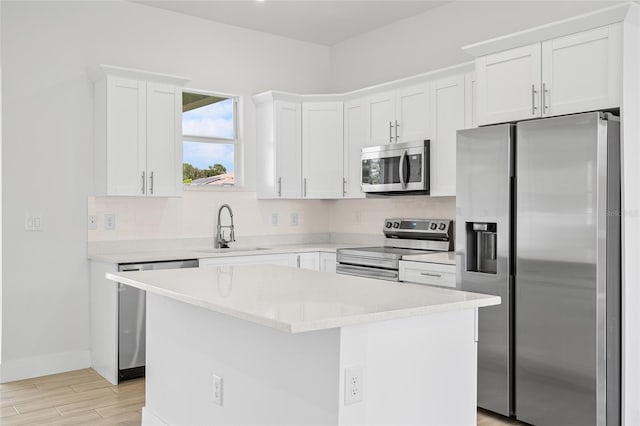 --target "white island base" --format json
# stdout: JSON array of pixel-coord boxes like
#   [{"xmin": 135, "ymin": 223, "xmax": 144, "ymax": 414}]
[
  {"xmin": 143, "ymin": 295, "xmax": 477, "ymax": 426},
  {"xmin": 107, "ymin": 265, "xmax": 497, "ymax": 426}
]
